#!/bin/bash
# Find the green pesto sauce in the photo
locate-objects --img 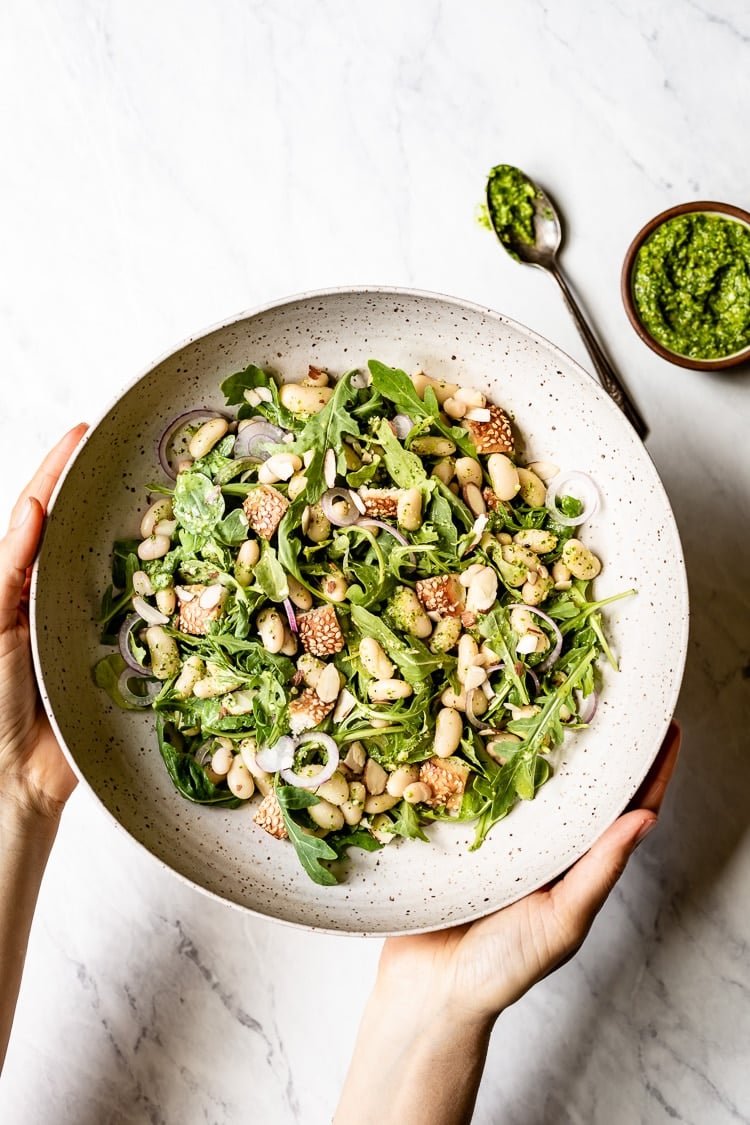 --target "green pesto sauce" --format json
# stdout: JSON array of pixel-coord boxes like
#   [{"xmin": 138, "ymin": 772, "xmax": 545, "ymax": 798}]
[
  {"xmin": 486, "ymin": 165, "xmax": 538, "ymax": 257},
  {"xmin": 632, "ymin": 212, "xmax": 750, "ymax": 359}
]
